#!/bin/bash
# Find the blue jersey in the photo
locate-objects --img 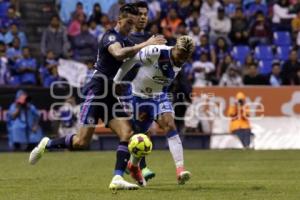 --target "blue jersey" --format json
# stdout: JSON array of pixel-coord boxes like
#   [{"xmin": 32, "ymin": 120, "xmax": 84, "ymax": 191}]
[
  {"xmin": 128, "ymin": 32, "xmax": 151, "ymax": 44},
  {"xmin": 94, "ymin": 29, "xmax": 134, "ymax": 80}
]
